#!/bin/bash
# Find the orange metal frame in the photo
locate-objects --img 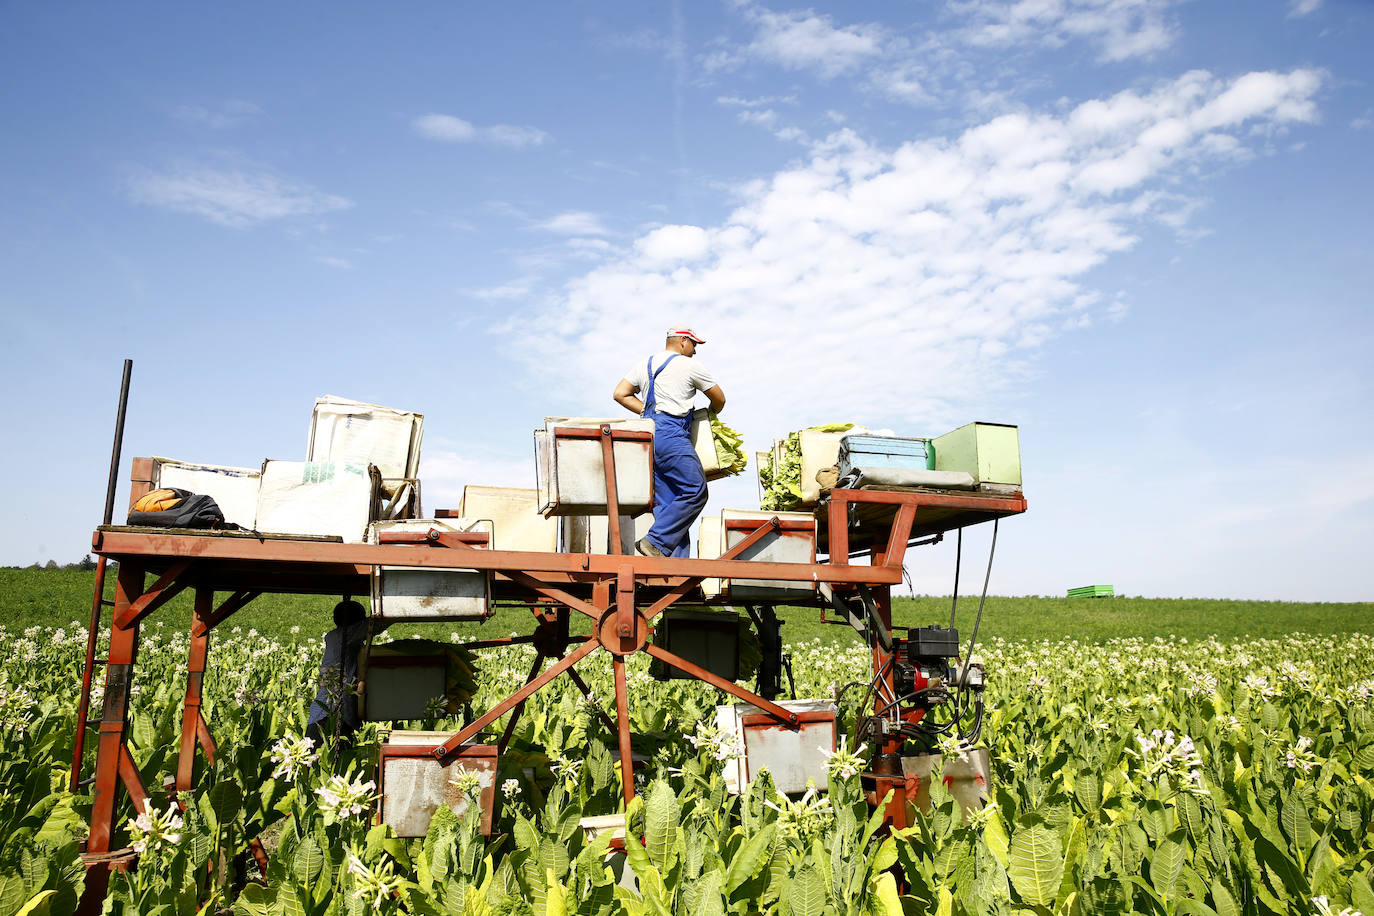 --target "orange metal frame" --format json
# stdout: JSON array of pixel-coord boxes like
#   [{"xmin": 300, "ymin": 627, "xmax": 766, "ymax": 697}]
[{"xmin": 73, "ymin": 424, "xmax": 1025, "ymax": 912}]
